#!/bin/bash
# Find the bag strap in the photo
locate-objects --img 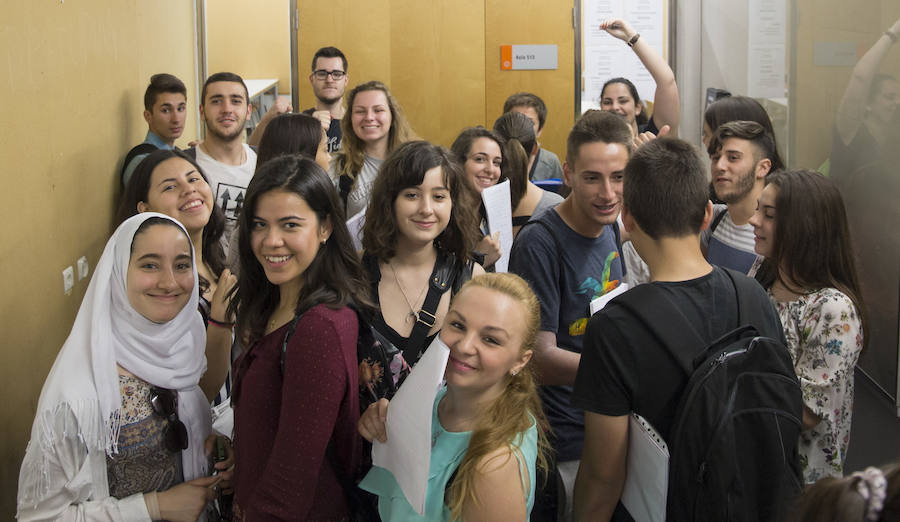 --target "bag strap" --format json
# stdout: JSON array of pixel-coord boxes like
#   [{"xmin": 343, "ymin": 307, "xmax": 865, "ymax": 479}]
[
  {"xmin": 614, "ymin": 268, "xmax": 753, "ymax": 376},
  {"xmin": 612, "ymin": 221, "xmax": 628, "ymax": 278},
  {"xmin": 613, "ymin": 285, "xmax": 700, "ymax": 376},
  {"xmin": 709, "ymin": 207, "xmax": 728, "ymax": 235},
  {"xmin": 120, "ymin": 142, "xmax": 159, "ymax": 184},
  {"xmin": 280, "ymin": 311, "xmax": 306, "ymax": 375},
  {"xmin": 338, "ymin": 174, "xmax": 353, "ymax": 211},
  {"xmin": 403, "ymin": 249, "xmax": 460, "ymax": 363}
]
